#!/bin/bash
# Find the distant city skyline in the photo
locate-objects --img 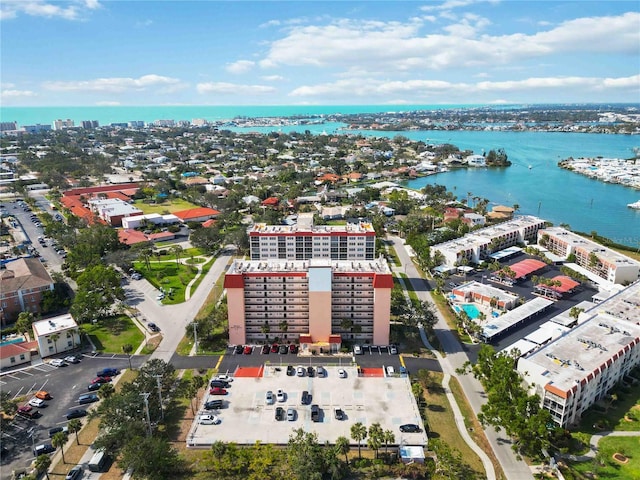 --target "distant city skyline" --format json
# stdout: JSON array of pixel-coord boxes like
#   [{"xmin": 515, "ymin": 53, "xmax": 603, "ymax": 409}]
[{"xmin": 1, "ymin": 0, "xmax": 638, "ymax": 106}]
